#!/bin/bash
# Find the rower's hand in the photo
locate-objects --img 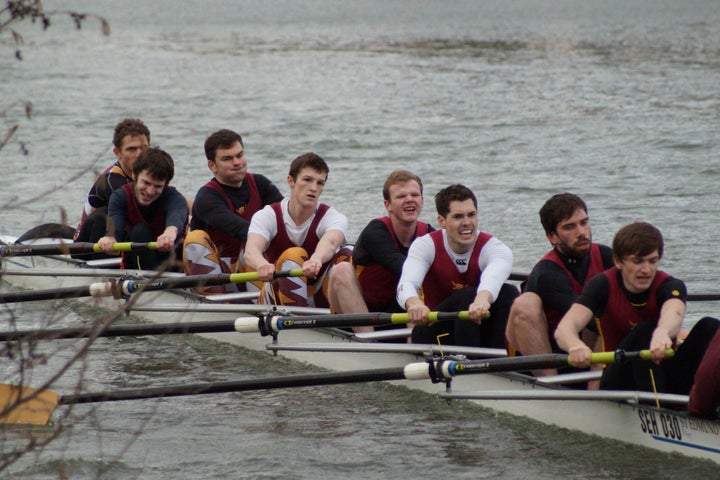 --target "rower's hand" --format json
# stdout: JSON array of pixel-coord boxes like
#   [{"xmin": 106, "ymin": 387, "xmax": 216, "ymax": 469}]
[
  {"xmin": 405, "ymin": 298, "xmax": 430, "ymax": 324},
  {"xmin": 468, "ymin": 291, "xmax": 492, "ymax": 324},
  {"xmin": 257, "ymin": 263, "xmax": 276, "ymax": 282},
  {"xmin": 568, "ymin": 344, "xmax": 592, "ymax": 368},
  {"xmin": 155, "ymin": 227, "xmax": 178, "ymax": 251},
  {"xmin": 302, "ymin": 257, "xmax": 322, "ymax": 279},
  {"xmin": 98, "ymin": 236, "xmax": 120, "ymax": 255},
  {"xmin": 650, "ymin": 327, "xmax": 673, "ymax": 364}
]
